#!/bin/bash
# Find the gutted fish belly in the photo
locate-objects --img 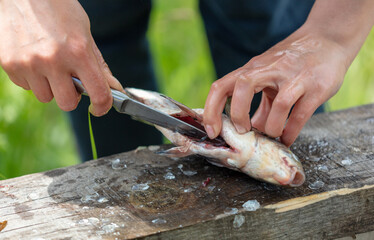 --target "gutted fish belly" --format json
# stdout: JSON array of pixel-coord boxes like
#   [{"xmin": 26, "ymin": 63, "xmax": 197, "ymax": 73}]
[{"xmin": 125, "ymin": 88, "xmax": 305, "ymax": 187}]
